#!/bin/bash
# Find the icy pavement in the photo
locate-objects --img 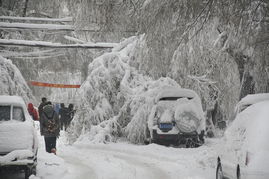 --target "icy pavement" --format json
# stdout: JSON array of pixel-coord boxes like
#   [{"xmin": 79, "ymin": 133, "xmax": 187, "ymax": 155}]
[{"xmin": 32, "ymin": 131, "xmax": 218, "ymax": 179}]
